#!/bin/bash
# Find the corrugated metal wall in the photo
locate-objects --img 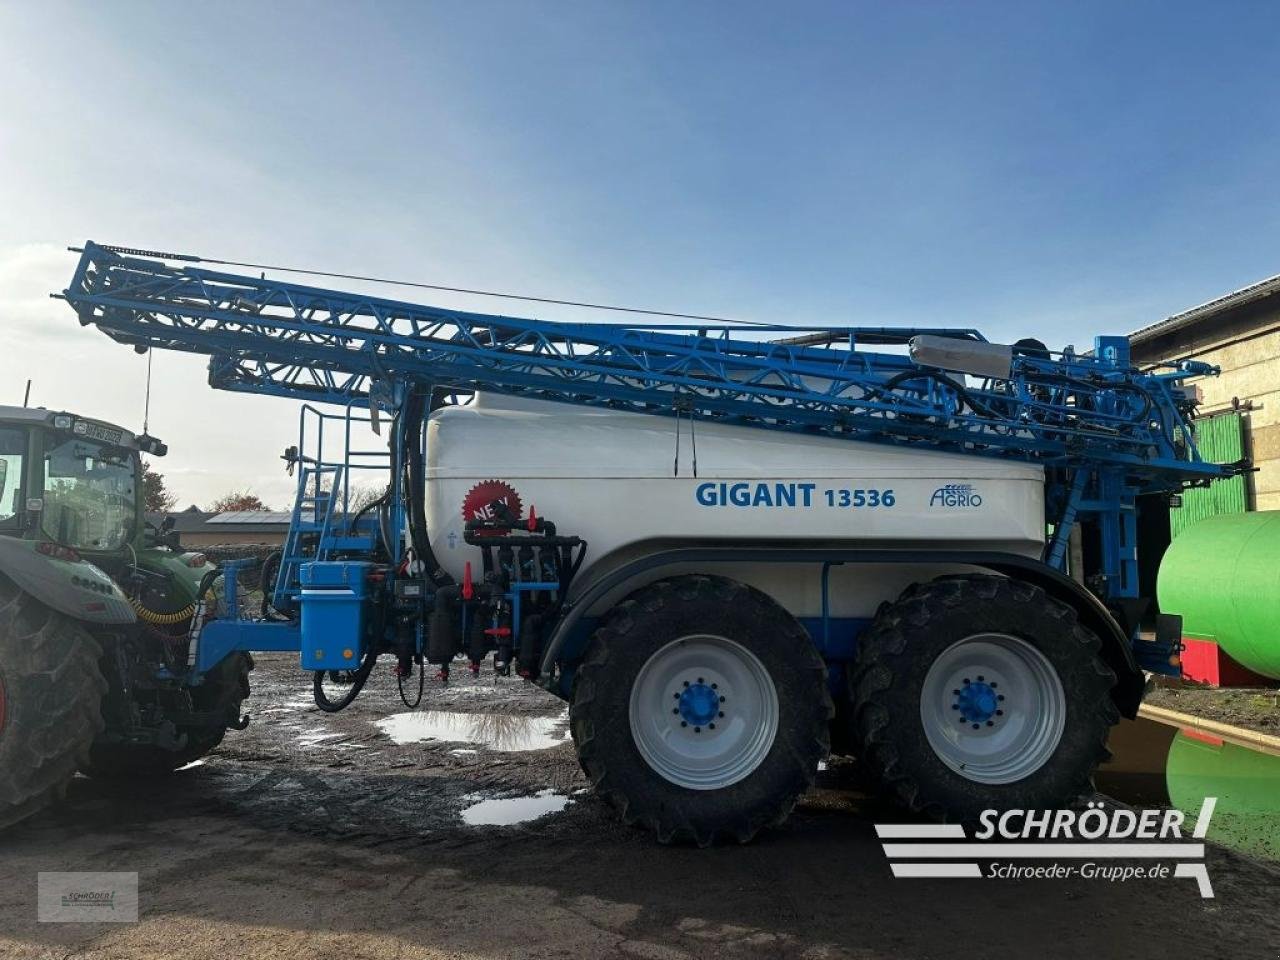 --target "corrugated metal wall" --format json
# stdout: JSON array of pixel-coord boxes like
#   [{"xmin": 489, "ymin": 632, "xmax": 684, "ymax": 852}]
[{"xmin": 1170, "ymin": 412, "xmax": 1248, "ymax": 538}]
